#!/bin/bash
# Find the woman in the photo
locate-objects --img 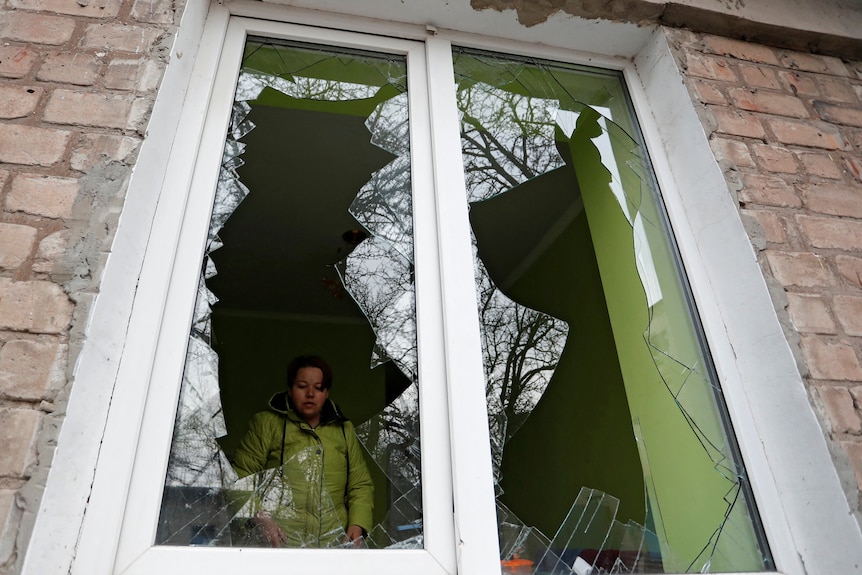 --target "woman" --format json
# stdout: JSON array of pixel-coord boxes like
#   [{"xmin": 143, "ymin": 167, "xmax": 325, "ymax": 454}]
[{"xmin": 233, "ymin": 355, "xmax": 374, "ymax": 547}]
